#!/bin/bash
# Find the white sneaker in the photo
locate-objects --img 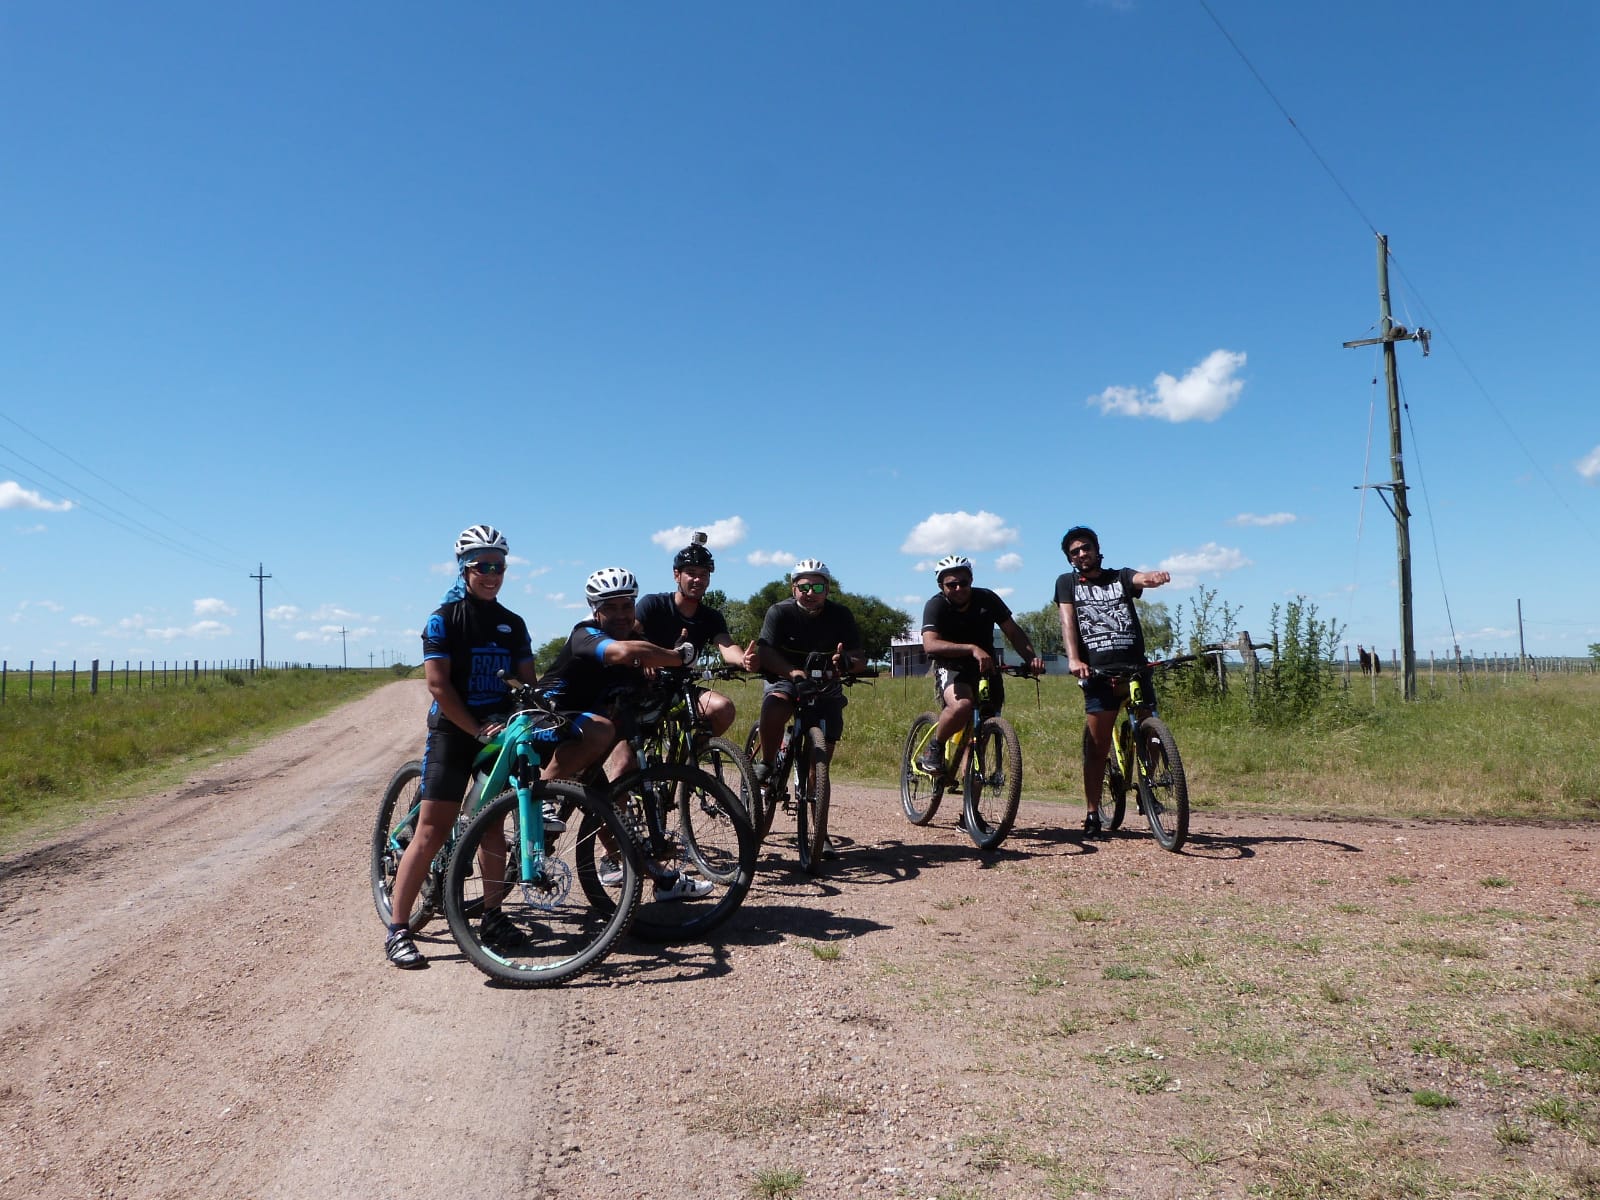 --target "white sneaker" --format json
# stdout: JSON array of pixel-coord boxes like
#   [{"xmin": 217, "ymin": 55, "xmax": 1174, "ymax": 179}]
[
  {"xmin": 597, "ymin": 856, "xmax": 624, "ymax": 887},
  {"xmin": 653, "ymin": 872, "xmax": 714, "ymax": 901},
  {"xmin": 541, "ymin": 803, "xmax": 567, "ymax": 833}
]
